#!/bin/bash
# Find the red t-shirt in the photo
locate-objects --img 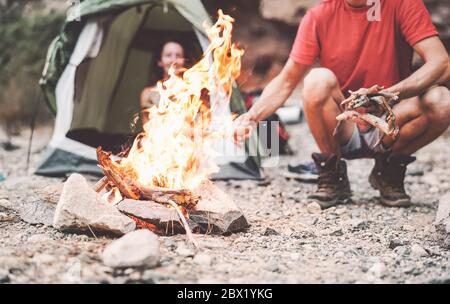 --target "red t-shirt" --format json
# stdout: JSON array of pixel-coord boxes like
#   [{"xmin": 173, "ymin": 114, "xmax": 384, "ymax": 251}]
[{"xmin": 290, "ymin": 0, "xmax": 438, "ymax": 95}]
